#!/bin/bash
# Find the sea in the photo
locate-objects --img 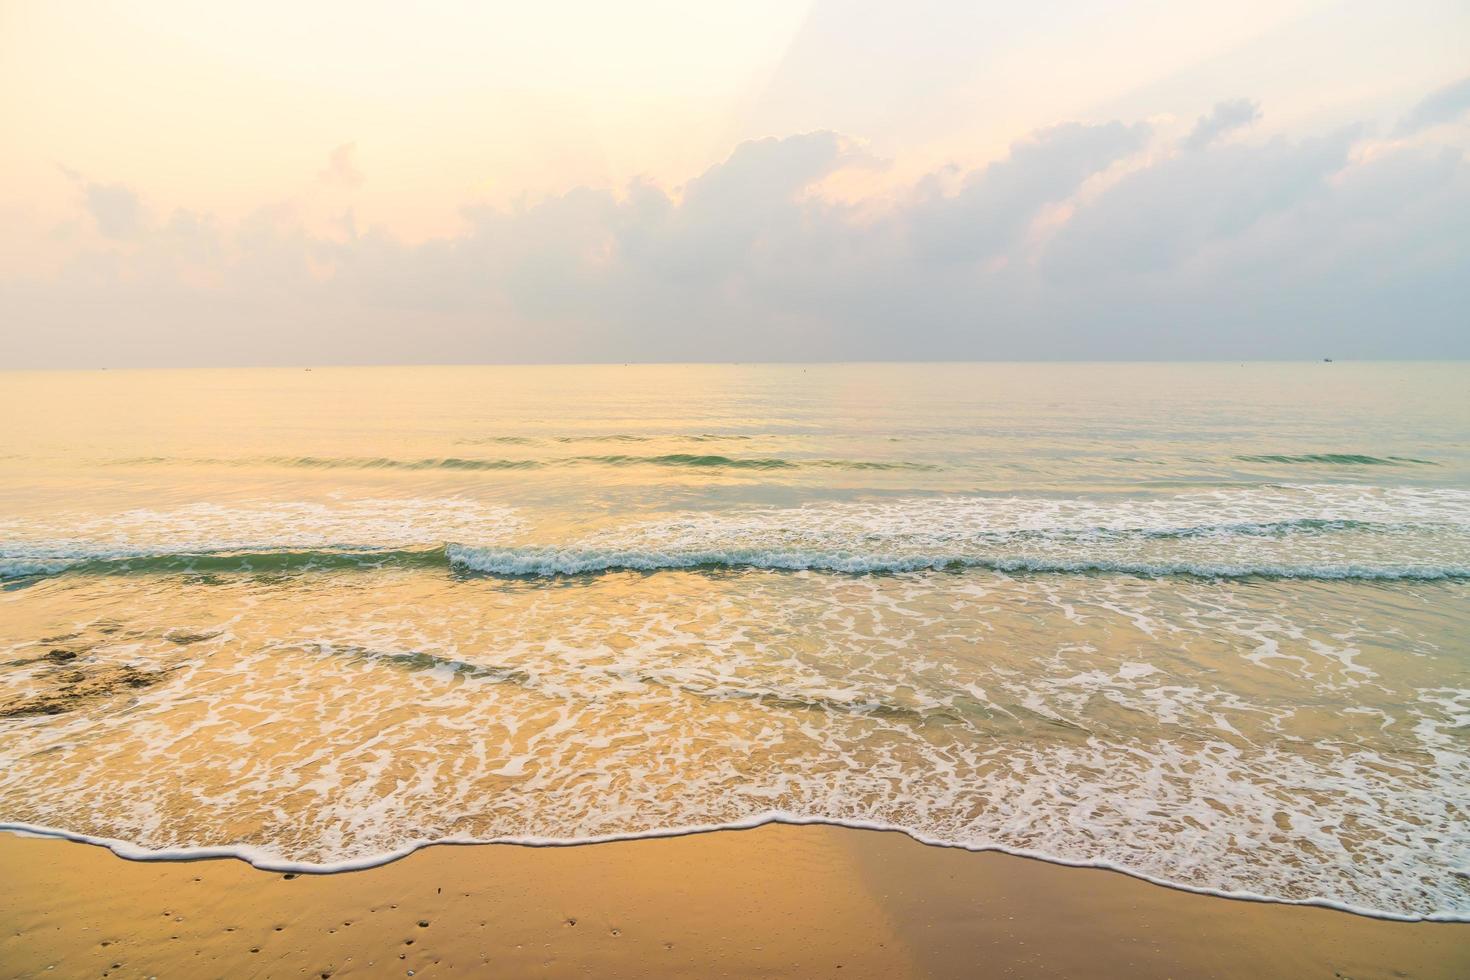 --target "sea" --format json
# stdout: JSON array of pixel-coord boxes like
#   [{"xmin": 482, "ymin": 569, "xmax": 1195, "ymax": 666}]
[{"xmin": 1, "ymin": 362, "xmax": 1466, "ymax": 920}]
